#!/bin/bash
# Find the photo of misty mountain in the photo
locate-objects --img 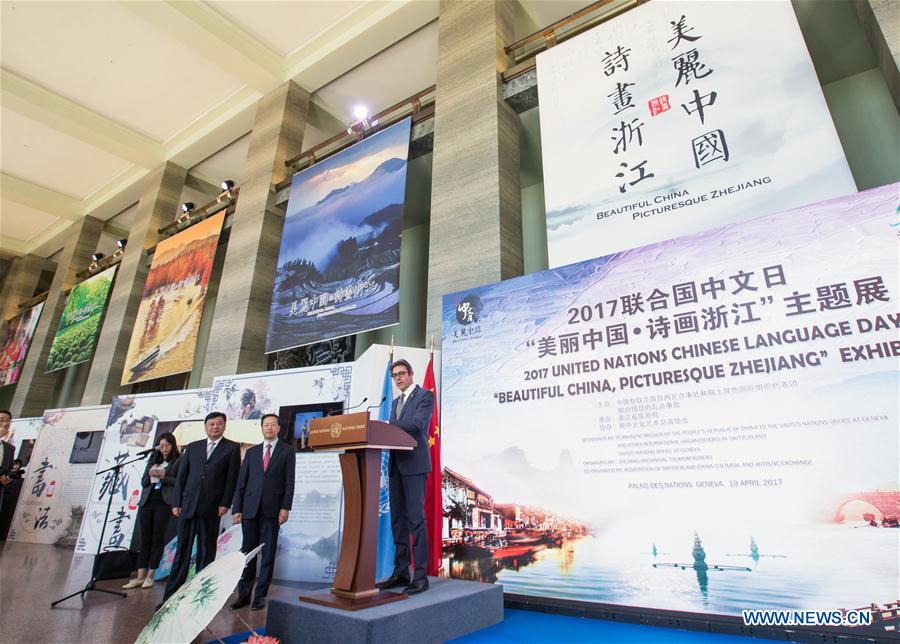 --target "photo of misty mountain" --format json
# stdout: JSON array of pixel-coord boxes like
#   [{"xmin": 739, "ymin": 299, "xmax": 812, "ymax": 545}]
[{"xmin": 265, "ymin": 117, "xmax": 411, "ymax": 353}]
